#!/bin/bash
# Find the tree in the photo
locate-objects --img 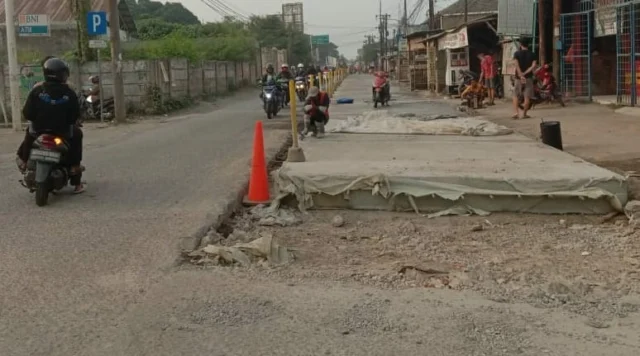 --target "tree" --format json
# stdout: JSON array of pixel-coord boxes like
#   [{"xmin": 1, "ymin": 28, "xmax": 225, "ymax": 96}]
[
  {"xmin": 130, "ymin": 0, "xmax": 200, "ymax": 25},
  {"xmin": 248, "ymin": 15, "xmax": 311, "ymax": 65},
  {"xmin": 70, "ymin": 0, "xmax": 94, "ymax": 62}
]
